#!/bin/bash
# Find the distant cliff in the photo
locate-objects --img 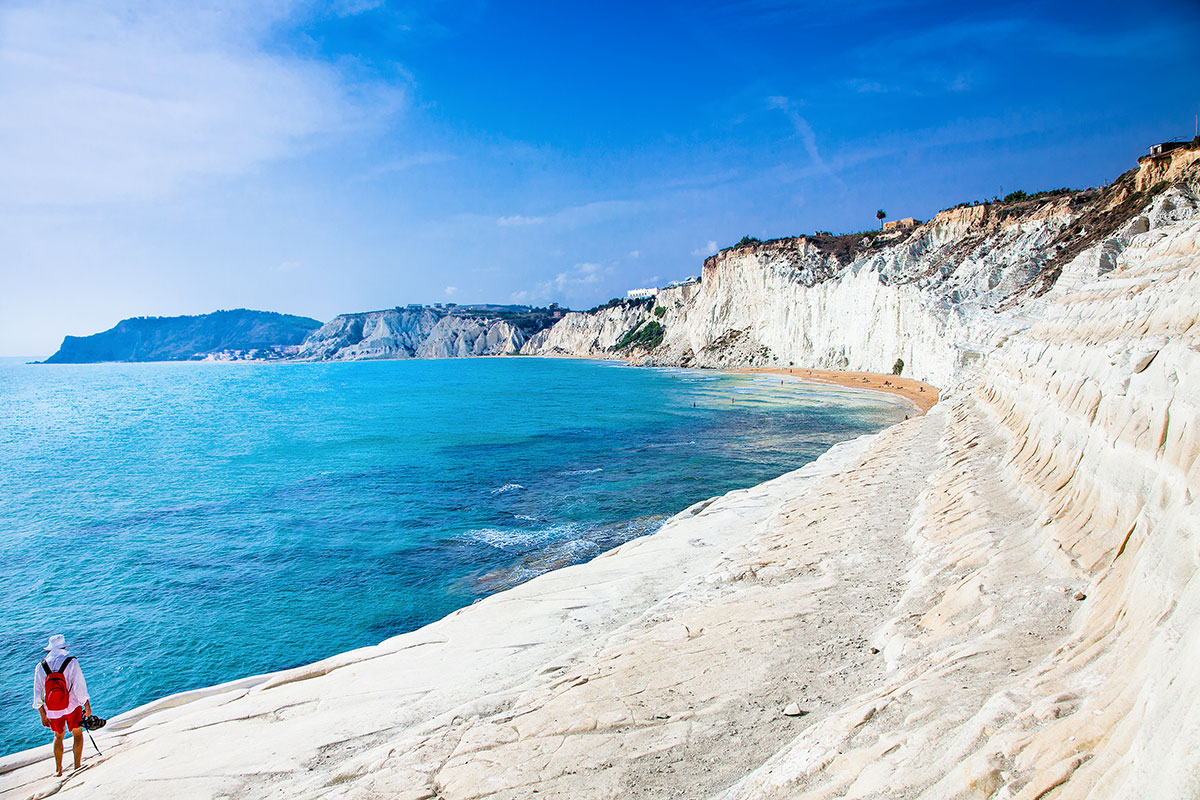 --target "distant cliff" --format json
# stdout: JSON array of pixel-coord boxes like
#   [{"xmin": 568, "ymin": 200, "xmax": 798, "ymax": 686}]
[
  {"xmin": 293, "ymin": 305, "xmax": 561, "ymax": 361},
  {"xmin": 42, "ymin": 309, "xmax": 322, "ymax": 364},
  {"xmin": 523, "ymin": 150, "xmax": 1200, "ymax": 387},
  {"xmin": 521, "ymin": 298, "xmax": 655, "ymax": 357}
]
